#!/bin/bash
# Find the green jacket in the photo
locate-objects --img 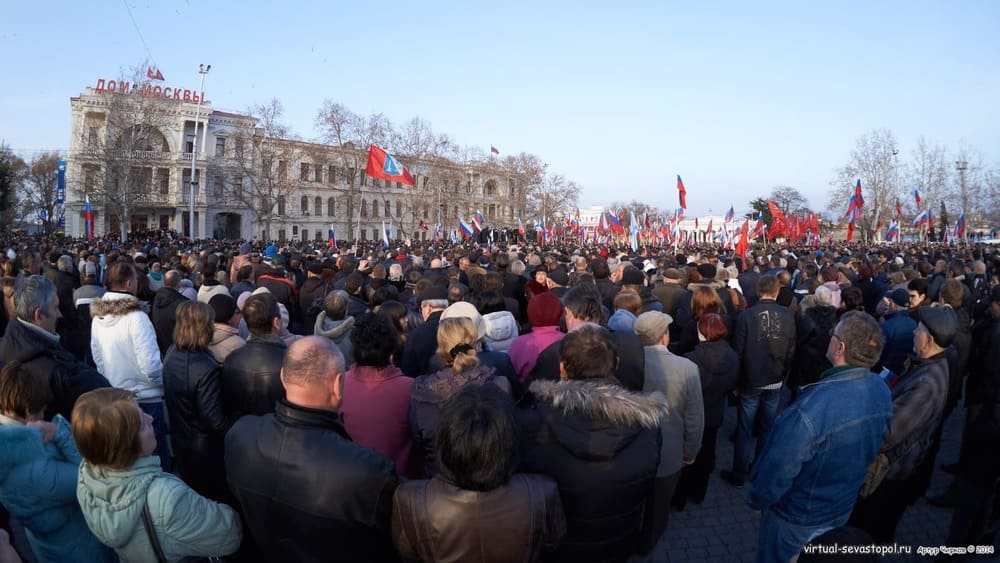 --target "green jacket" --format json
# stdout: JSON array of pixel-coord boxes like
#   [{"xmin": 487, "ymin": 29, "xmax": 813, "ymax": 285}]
[{"xmin": 77, "ymin": 456, "xmax": 241, "ymax": 562}]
